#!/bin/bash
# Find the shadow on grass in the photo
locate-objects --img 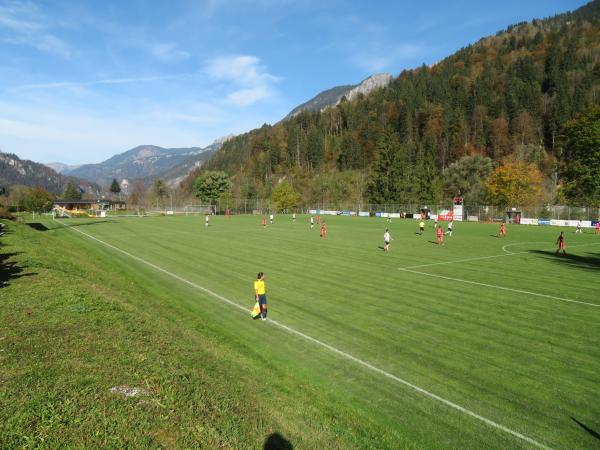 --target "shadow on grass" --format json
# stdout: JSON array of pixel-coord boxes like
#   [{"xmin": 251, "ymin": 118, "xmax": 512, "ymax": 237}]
[
  {"xmin": 50, "ymin": 219, "xmax": 120, "ymax": 229},
  {"xmin": 571, "ymin": 417, "xmax": 600, "ymax": 441},
  {"xmin": 264, "ymin": 432, "xmax": 293, "ymax": 450},
  {"xmin": 529, "ymin": 249, "xmax": 600, "ymax": 272},
  {"xmin": 0, "ymin": 251, "xmax": 35, "ymax": 287},
  {"xmin": 27, "ymin": 222, "xmax": 49, "ymax": 231}
]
